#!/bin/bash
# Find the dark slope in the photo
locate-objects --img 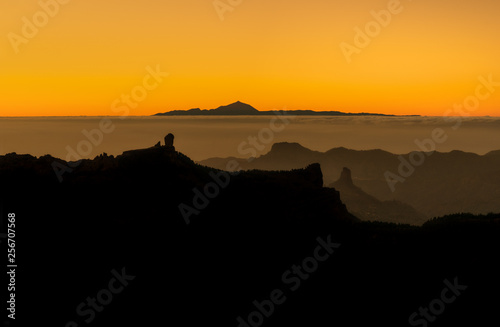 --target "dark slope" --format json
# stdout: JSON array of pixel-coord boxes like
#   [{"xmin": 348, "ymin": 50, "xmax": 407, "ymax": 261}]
[
  {"xmin": 199, "ymin": 143, "xmax": 500, "ymax": 218},
  {"xmin": 1, "ymin": 146, "xmax": 499, "ymax": 326},
  {"xmin": 332, "ymin": 167, "xmax": 427, "ymax": 225}
]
